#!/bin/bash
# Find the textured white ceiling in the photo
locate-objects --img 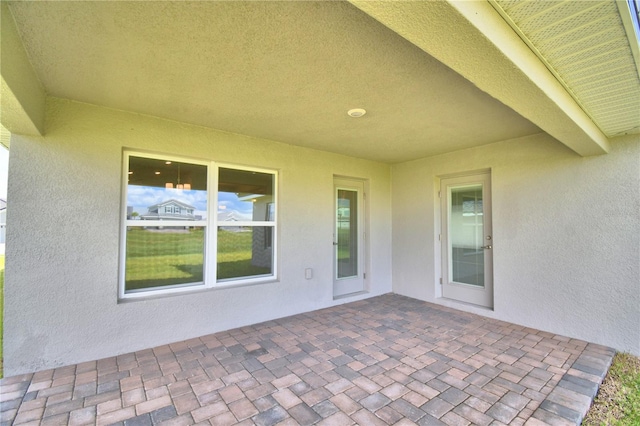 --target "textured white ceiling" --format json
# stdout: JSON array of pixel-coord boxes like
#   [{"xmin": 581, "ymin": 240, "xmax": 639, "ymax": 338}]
[
  {"xmin": 491, "ymin": 0, "xmax": 640, "ymax": 138},
  {"xmin": 6, "ymin": 1, "xmax": 542, "ymax": 163}
]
